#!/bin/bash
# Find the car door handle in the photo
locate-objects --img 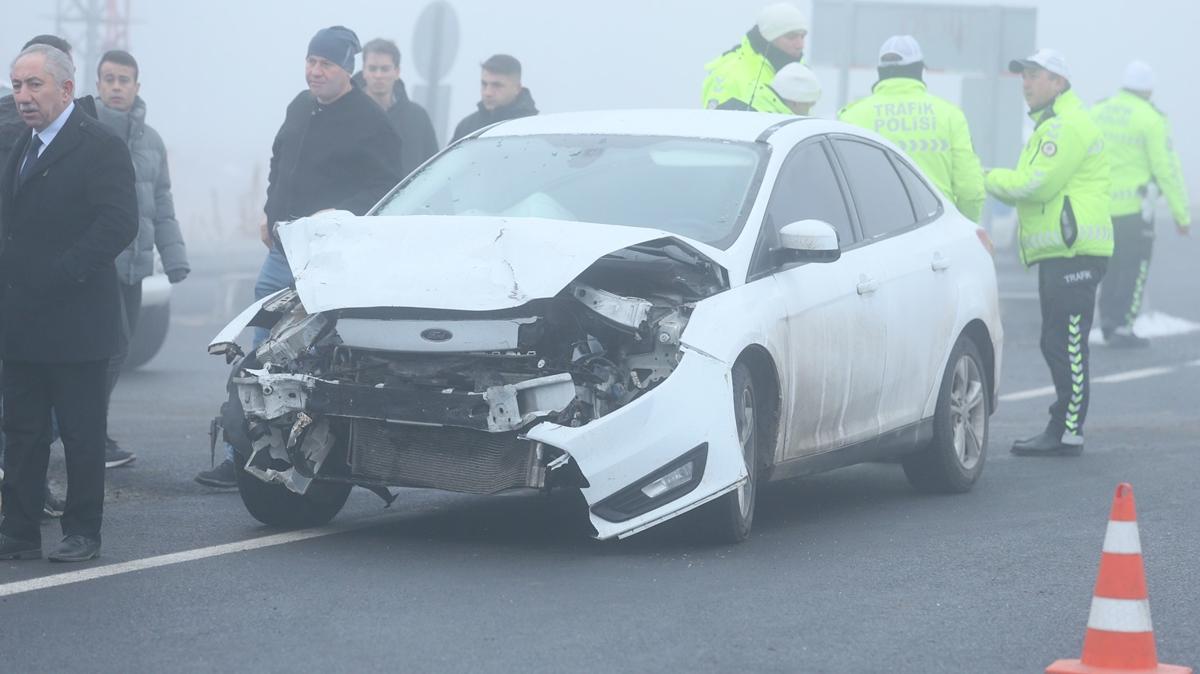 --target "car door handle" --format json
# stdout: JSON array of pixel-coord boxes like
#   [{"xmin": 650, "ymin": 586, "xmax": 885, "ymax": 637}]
[
  {"xmin": 856, "ymin": 277, "xmax": 879, "ymax": 295},
  {"xmin": 931, "ymin": 254, "xmax": 951, "ymax": 272}
]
